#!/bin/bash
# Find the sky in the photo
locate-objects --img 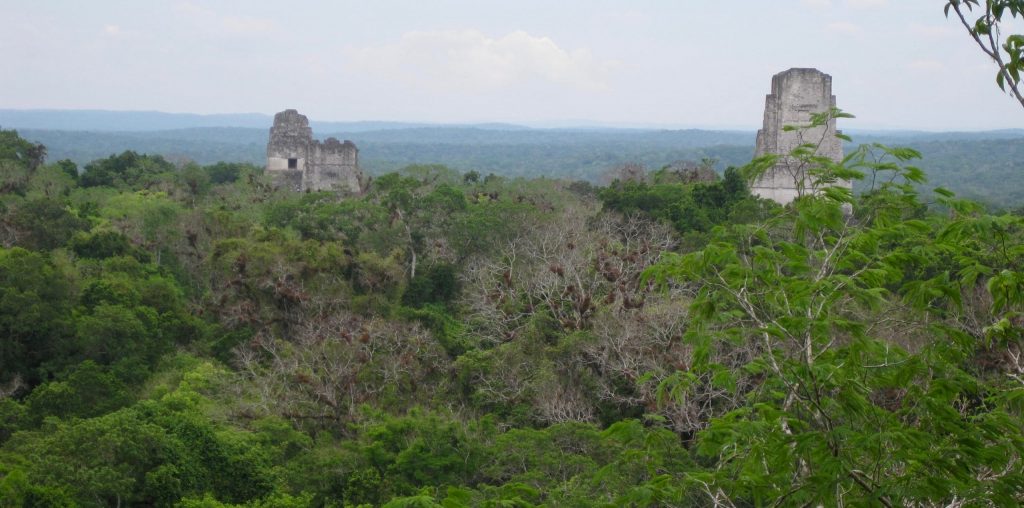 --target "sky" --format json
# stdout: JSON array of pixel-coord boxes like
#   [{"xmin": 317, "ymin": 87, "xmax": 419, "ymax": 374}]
[{"xmin": 1, "ymin": 0, "xmax": 1022, "ymax": 130}]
